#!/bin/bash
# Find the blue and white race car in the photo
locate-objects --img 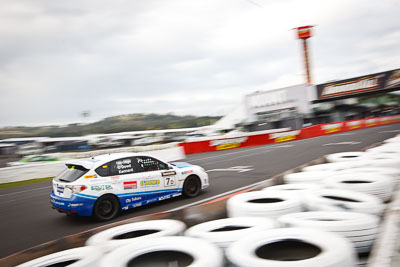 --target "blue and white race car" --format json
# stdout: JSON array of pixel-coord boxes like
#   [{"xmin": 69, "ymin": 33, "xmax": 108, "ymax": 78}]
[{"xmin": 50, "ymin": 153, "xmax": 209, "ymax": 221}]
